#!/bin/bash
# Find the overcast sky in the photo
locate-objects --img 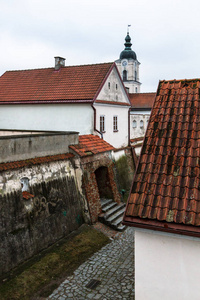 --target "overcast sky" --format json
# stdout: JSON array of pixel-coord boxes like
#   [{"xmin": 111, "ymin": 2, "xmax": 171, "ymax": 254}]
[{"xmin": 1, "ymin": 0, "xmax": 200, "ymax": 92}]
